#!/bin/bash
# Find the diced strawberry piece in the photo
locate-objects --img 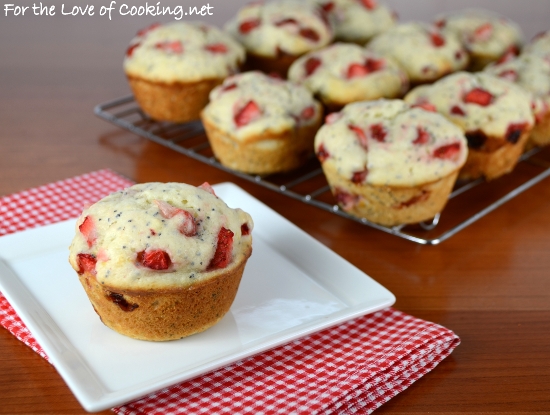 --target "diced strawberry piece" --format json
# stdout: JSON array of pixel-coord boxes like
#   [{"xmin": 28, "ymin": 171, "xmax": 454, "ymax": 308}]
[
  {"xmin": 154, "ymin": 40, "xmax": 184, "ymax": 54},
  {"xmin": 370, "ymin": 123, "xmax": 387, "ymax": 142},
  {"xmin": 505, "ymin": 122, "xmax": 528, "ymax": 144},
  {"xmin": 241, "ymin": 223, "xmax": 251, "ymax": 236},
  {"xmin": 137, "ymin": 22, "xmax": 161, "ymax": 37},
  {"xmin": 321, "ymin": 1, "xmax": 334, "ymax": 12},
  {"xmin": 496, "ymin": 45, "xmax": 519, "ymax": 64},
  {"xmin": 435, "ymin": 19, "xmax": 446, "ymax": 29},
  {"xmin": 234, "ymin": 100, "xmax": 262, "ymax": 127},
  {"xmin": 433, "ymin": 142, "xmax": 461, "ymax": 160},
  {"xmin": 126, "ymin": 43, "xmax": 140, "ymax": 57},
  {"xmin": 451, "ymin": 105, "xmax": 466, "ymax": 116},
  {"xmin": 275, "ymin": 18, "xmax": 297, "ymax": 26},
  {"xmin": 106, "ymin": 292, "xmax": 138, "ymax": 312},
  {"xmin": 199, "ymin": 182, "xmax": 217, "ymax": 196},
  {"xmin": 365, "ymin": 58, "xmax": 385, "ymax": 72},
  {"xmin": 207, "ymin": 227, "xmax": 234, "ymax": 270},
  {"xmin": 498, "ymin": 69, "xmax": 518, "ymax": 82},
  {"xmin": 150, "ymin": 229, "xmax": 156, "ymax": 236},
  {"xmin": 316, "ymin": 143, "xmax": 330, "ymax": 162},
  {"xmin": 413, "ymin": 127, "xmax": 430, "ymax": 145},
  {"xmin": 301, "ymin": 106, "xmax": 315, "ymax": 120},
  {"xmin": 396, "ymin": 191, "xmax": 430, "ymax": 209},
  {"xmin": 325, "ymin": 111, "xmax": 342, "ymax": 124},
  {"xmin": 299, "ymin": 27, "xmax": 320, "ymax": 42},
  {"xmin": 413, "ymin": 102, "xmax": 437, "ymax": 112},
  {"xmin": 77, "ymin": 253, "xmax": 97, "ymax": 275},
  {"xmin": 463, "ymin": 88, "xmax": 494, "ymax": 106},
  {"xmin": 455, "ymin": 50, "xmax": 465, "ymax": 61},
  {"xmin": 221, "ymin": 83, "xmax": 238, "ymax": 92},
  {"xmin": 349, "ymin": 124, "xmax": 368, "ymax": 149},
  {"xmin": 153, "ymin": 200, "xmax": 197, "ymax": 236},
  {"xmin": 334, "ymin": 188, "xmax": 359, "ymax": 211},
  {"xmin": 347, "ymin": 63, "xmax": 370, "ymax": 78},
  {"xmin": 430, "ymin": 31, "xmax": 445, "ymax": 47},
  {"xmin": 351, "ymin": 168, "xmax": 369, "ymax": 184},
  {"xmin": 473, "ymin": 22, "xmax": 493, "ymax": 42},
  {"xmin": 360, "ymin": 0, "xmax": 377, "ymax": 10},
  {"xmin": 304, "ymin": 57, "xmax": 322, "ymax": 76},
  {"xmin": 79, "ymin": 216, "xmax": 97, "ymax": 248},
  {"xmin": 267, "ymin": 71, "xmax": 283, "ymax": 79},
  {"xmin": 239, "ymin": 19, "xmax": 261, "ymax": 34},
  {"xmin": 205, "ymin": 43, "xmax": 228, "ymax": 53},
  {"xmin": 137, "ymin": 250, "xmax": 172, "ymax": 270}
]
